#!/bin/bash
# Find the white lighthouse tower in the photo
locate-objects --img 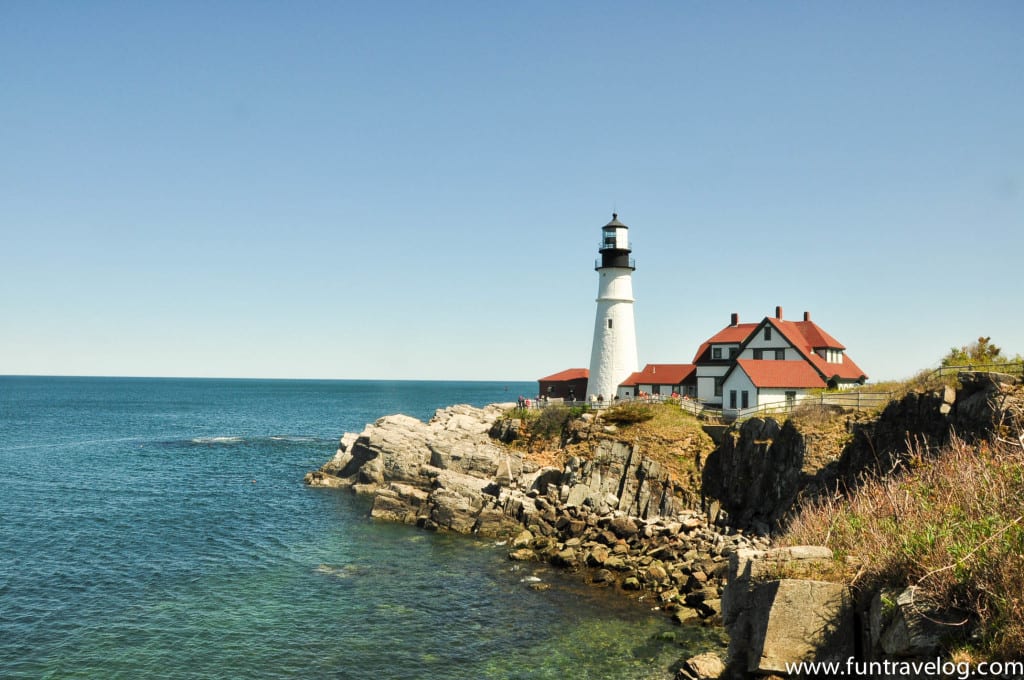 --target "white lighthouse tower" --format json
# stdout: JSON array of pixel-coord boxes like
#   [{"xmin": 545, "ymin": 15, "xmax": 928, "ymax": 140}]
[{"xmin": 587, "ymin": 213, "xmax": 639, "ymax": 402}]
